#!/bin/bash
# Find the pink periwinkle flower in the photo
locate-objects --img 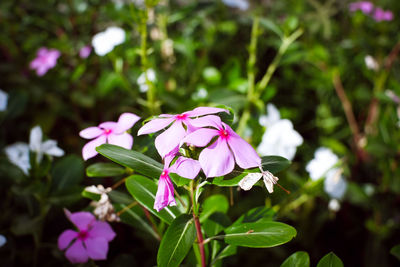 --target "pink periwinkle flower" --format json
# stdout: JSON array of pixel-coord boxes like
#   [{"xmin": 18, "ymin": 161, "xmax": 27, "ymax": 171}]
[
  {"xmin": 373, "ymin": 7, "xmax": 393, "ymax": 22},
  {"xmin": 79, "ymin": 113, "xmax": 140, "ymax": 160},
  {"xmin": 58, "ymin": 211, "xmax": 116, "ymax": 264},
  {"xmin": 138, "ymin": 107, "xmax": 228, "ymax": 158},
  {"xmin": 79, "ymin": 45, "xmax": 92, "ymax": 59},
  {"xmin": 30, "ymin": 47, "xmax": 61, "ymax": 76},
  {"xmin": 181, "ymin": 115, "xmax": 261, "ymax": 177},
  {"xmin": 349, "ymin": 1, "xmax": 374, "ymax": 14}
]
